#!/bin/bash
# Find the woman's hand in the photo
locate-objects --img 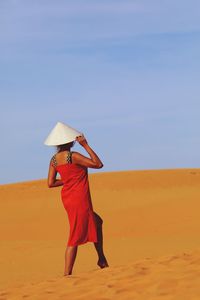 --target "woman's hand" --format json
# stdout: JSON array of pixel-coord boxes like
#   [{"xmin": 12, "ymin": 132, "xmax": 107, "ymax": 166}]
[
  {"xmin": 73, "ymin": 135, "xmax": 103, "ymax": 169},
  {"xmin": 76, "ymin": 135, "xmax": 88, "ymax": 147}
]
